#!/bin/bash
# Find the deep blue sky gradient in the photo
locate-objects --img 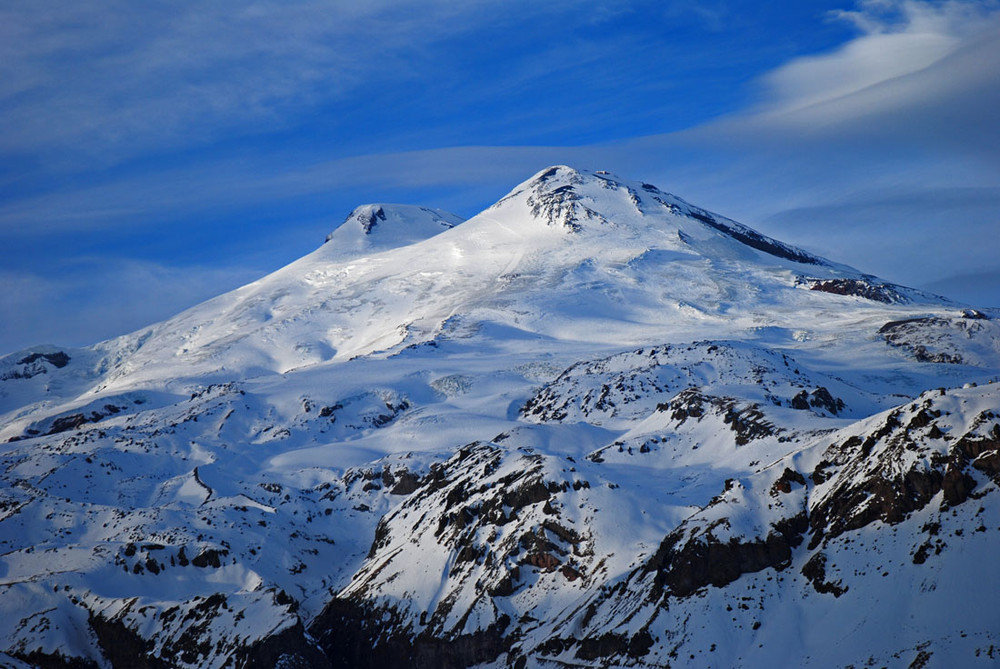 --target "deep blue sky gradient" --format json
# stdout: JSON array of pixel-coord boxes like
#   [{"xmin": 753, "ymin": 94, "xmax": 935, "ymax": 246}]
[{"xmin": 2, "ymin": 1, "xmax": 999, "ymax": 353}]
